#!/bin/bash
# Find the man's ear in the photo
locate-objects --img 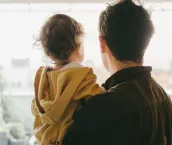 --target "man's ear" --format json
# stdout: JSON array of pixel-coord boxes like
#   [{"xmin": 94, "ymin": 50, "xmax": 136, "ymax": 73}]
[{"xmin": 99, "ymin": 36, "xmax": 107, "ymax": 53}]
